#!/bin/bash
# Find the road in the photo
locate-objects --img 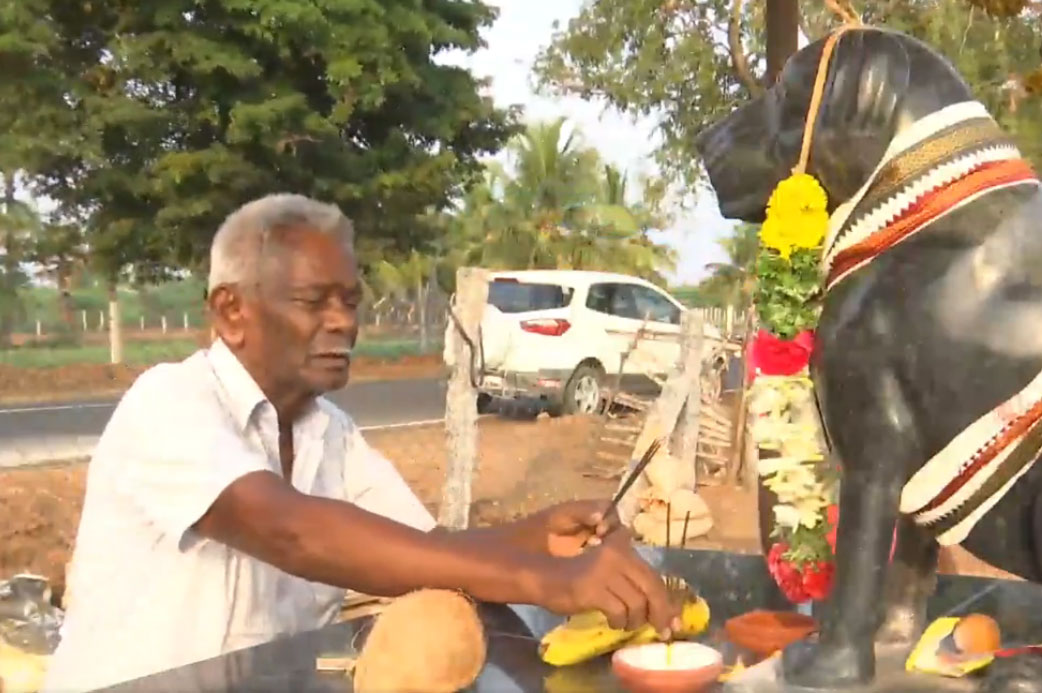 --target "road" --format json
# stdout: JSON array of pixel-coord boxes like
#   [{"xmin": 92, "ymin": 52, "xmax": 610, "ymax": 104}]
[{"xmin": 0, "ymin": 378, "xmax": 449, "ymax": 466}]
